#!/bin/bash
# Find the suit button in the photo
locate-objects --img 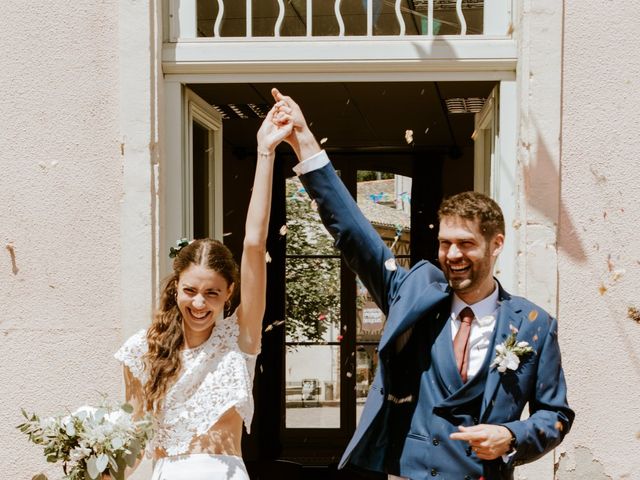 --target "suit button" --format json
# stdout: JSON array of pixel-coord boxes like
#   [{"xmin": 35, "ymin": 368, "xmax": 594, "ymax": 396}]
[
  {"xmin": 466, "ymin": 447, "xmax": 472, "ymax": 456},
  {"xmin": 432, "ymin": 438, "xmax": 439, "ymax": 446},
  {"xmin": 430, "ymin": 468, "xmax": 437, "ymax": 476}
]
